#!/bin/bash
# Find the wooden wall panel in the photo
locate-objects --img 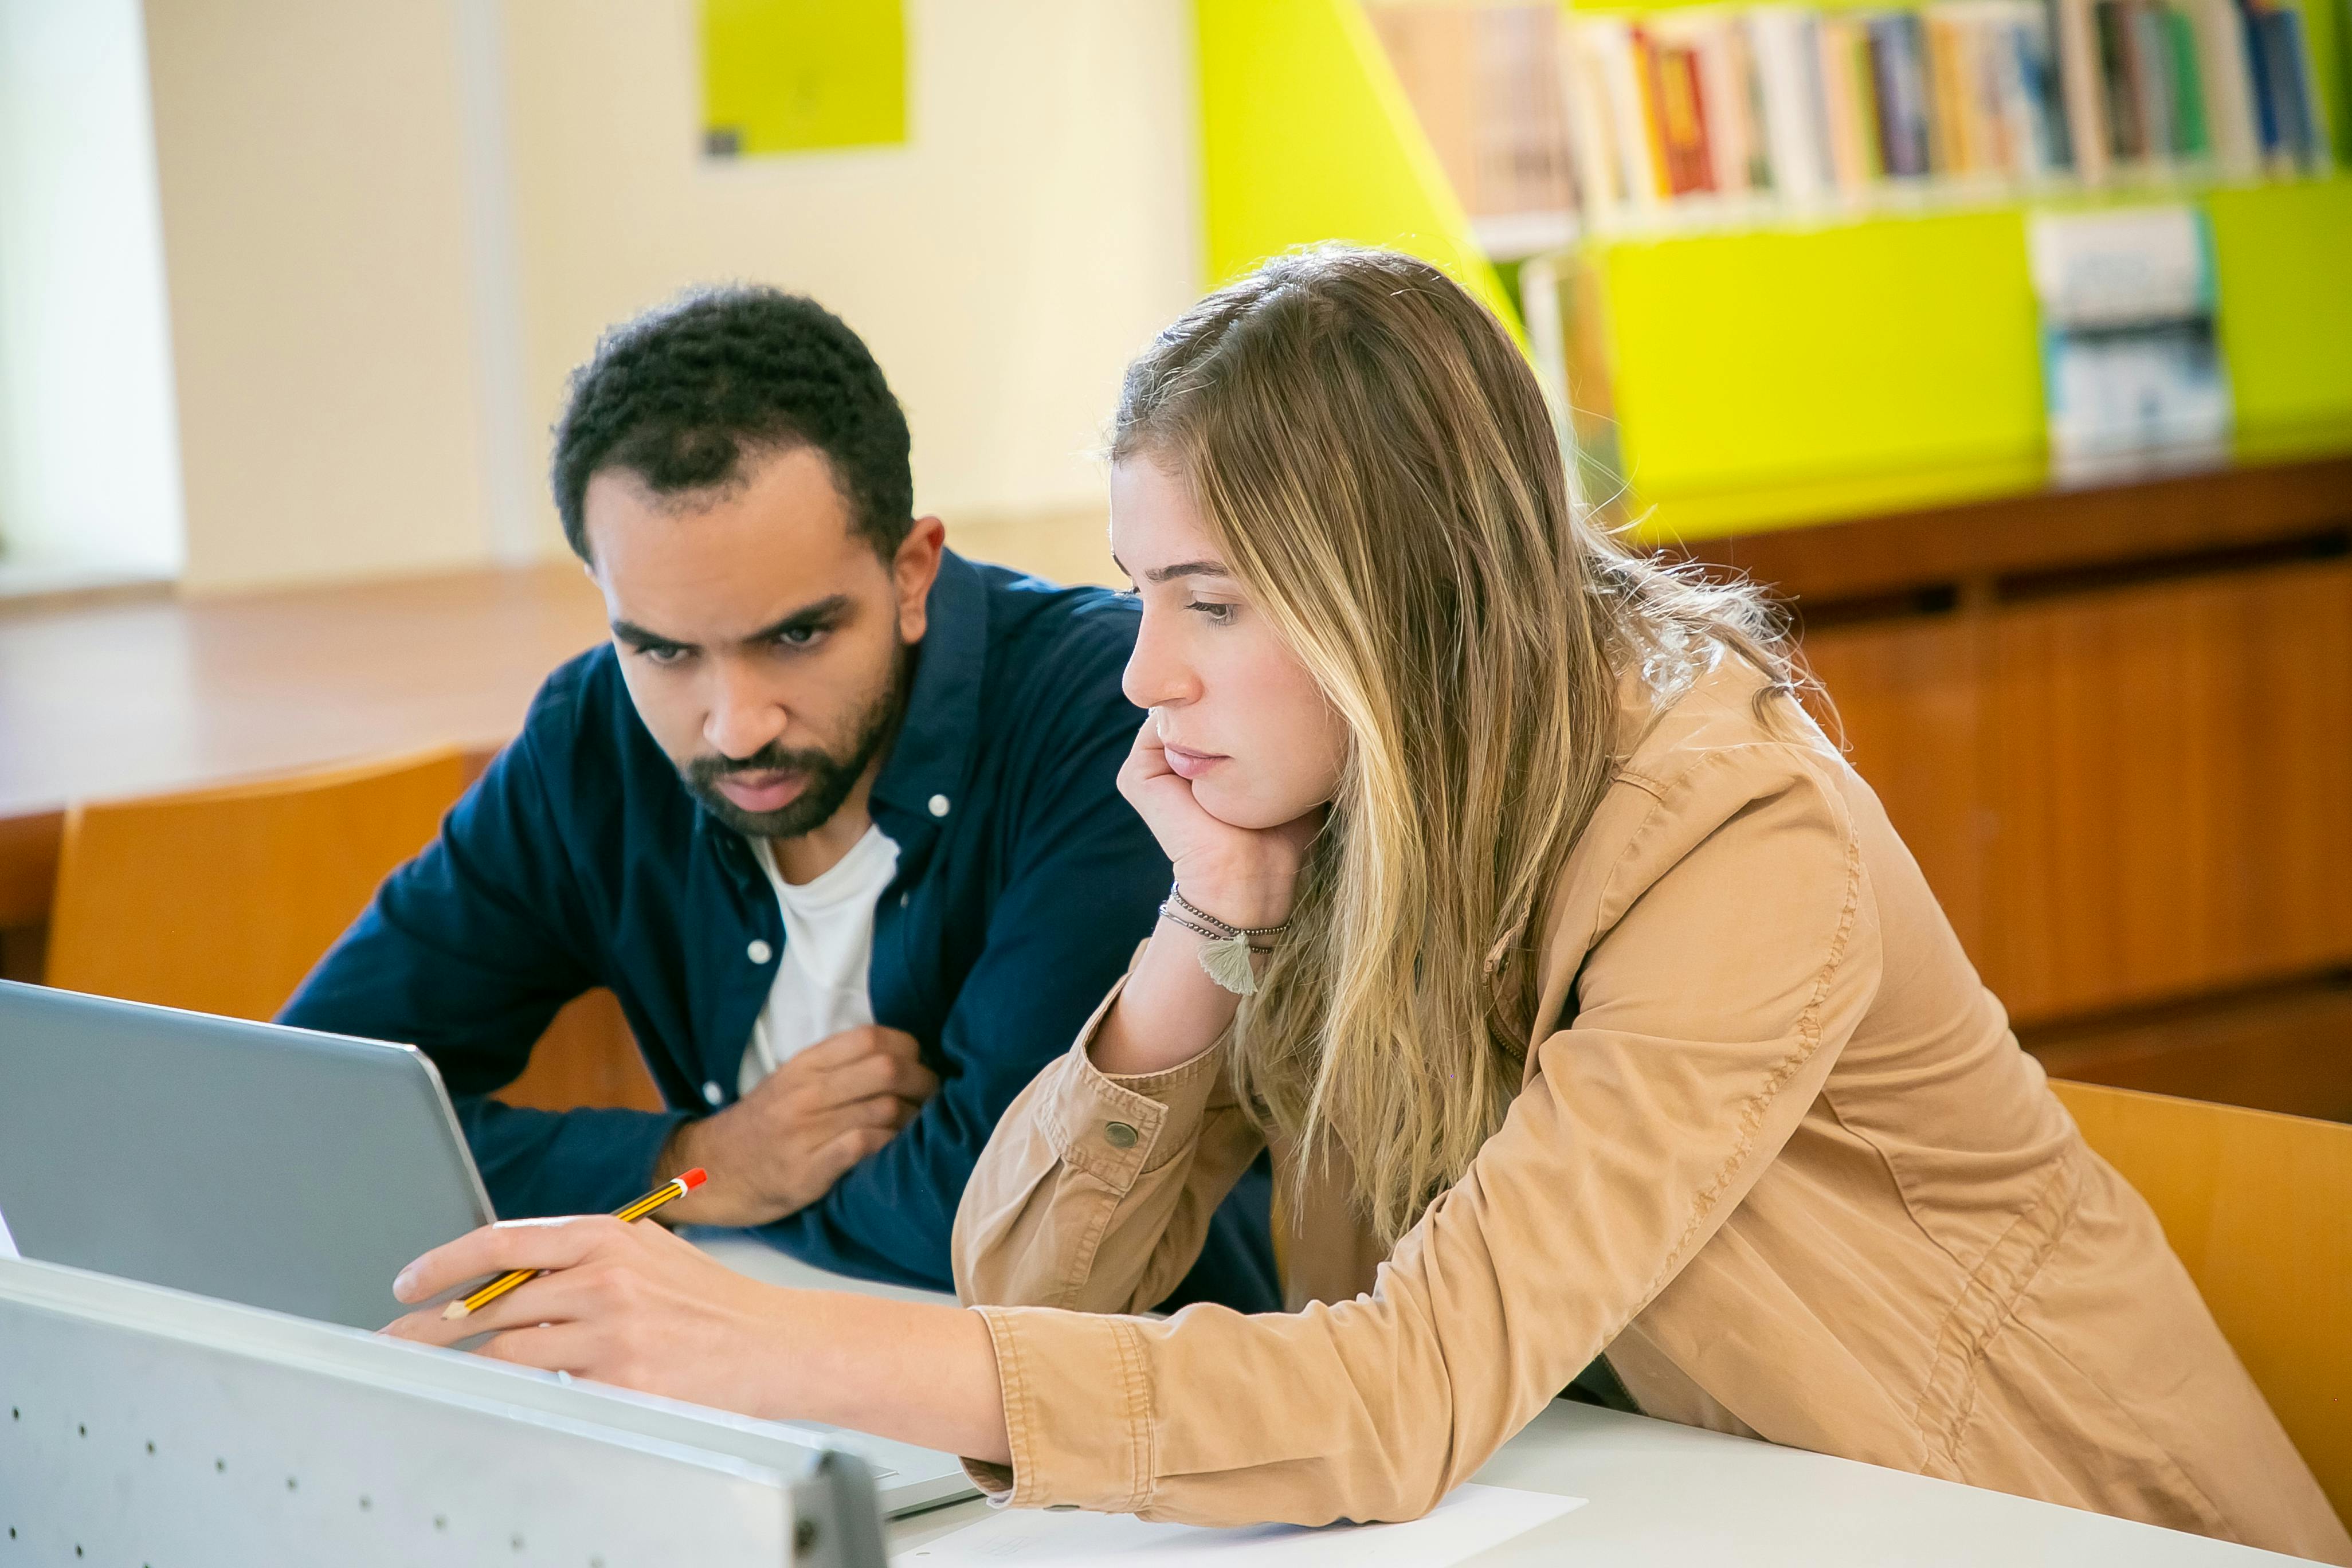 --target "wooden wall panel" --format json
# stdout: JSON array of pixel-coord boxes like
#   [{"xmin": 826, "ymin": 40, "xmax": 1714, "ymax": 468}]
[
  {"xmin": 2022, "ymin": 978, "xmax": 2352, "ymax": 1122},
  {"xmin": 1982, "ymin": 560, "xmax": 2352, "ymax": 1023},
  {"xmin": 1799, "ymin": 614, "xmax": 1988, "ymax": 960}
]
